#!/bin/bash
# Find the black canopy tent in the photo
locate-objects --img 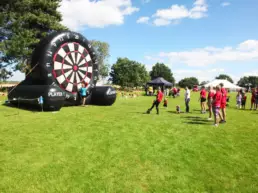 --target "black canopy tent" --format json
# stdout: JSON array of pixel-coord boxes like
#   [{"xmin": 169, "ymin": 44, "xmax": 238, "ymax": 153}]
[
  {"xmin": 146, "ymin": 77, "xmax": 173, "ymax": 95},
  {"xmin": 147, "ymin": 77, "xmax": 173, "ymax": 87}
]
